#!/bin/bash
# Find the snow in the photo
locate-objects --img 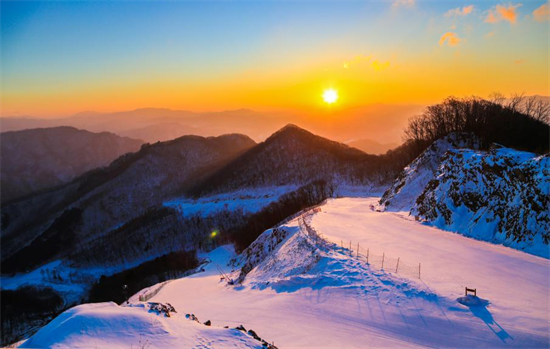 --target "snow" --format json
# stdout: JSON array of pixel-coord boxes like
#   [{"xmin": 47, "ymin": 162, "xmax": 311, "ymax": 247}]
[
  {"xmin": 164, "ymin": 186, "xmax": 296, "ymax": 217},
  {"xmin": 20, "ymin": 302, "xmax": 265, "ymax": 349},
  {"xmin": 20, "ymin": 197, "xmax": 550, "ymax": 348}
]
